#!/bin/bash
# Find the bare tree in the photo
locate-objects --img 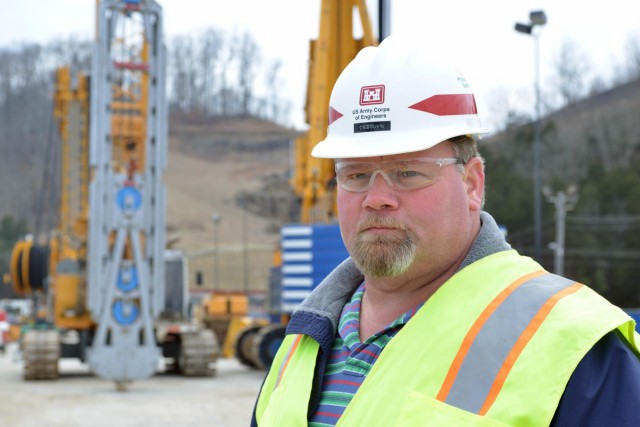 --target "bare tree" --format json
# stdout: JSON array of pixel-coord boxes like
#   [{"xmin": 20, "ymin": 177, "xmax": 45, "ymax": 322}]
[
  {"xmin": 165, "ymin": 26, "xmax": 289, "ymax": 122},
  {"xmin": 169, "ymin": 35, "xmax": 198, "ymax": 113},
  {"xmin": 198, "ymin": 28, "xmax": 223, "ymax": 115},
  {"xmin": 588, "ymin": 75, "xmax": 609, "ymax": 96},
  {"xmin": 47, "ymin": 36, "xmax": 92, "ymax": 72},
  {"xmin": 237, "ymin": 31, "xmax": 260, "ymax": 116},
  {"xmin": 0, "ymin": 43, "xmax": 54, "ymax": 222},
  {"xmin": 624, "ymin": 32, "xmax": 640, "ymax": 81},
  {"xmin": 551, "ymin": 39, "xmax": 590, "ymax": 106},
  {"xmin": 265, "ymin": 59, "xmax": 284, "ymax": 122},
  {"xmin": 217, "ymin": 32, "xmax": 238, "ymax": 116}
]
